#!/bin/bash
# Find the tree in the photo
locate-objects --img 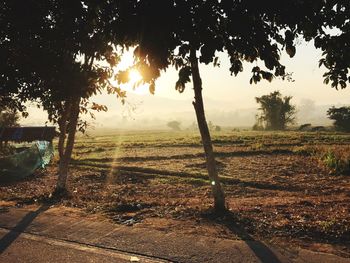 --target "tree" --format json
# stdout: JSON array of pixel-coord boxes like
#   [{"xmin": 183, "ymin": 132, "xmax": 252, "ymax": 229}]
[
  {"xmin": 327, "ymin": 106, "xmax": 350, "ymax": 132},
  {"xmin": 167, "ymin": 121, "xmax": 181, "ymax": 131},
  {"xmin": 254, "ymin": 91, "xmax": 296, "ymax": 130},
  {"xmin": 112, "ymin": 0, "xmax": 349, "ymax": 212},
  {"xmin": 0, "ymin": 0, "xmax": 126, "ymax": 193}
]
